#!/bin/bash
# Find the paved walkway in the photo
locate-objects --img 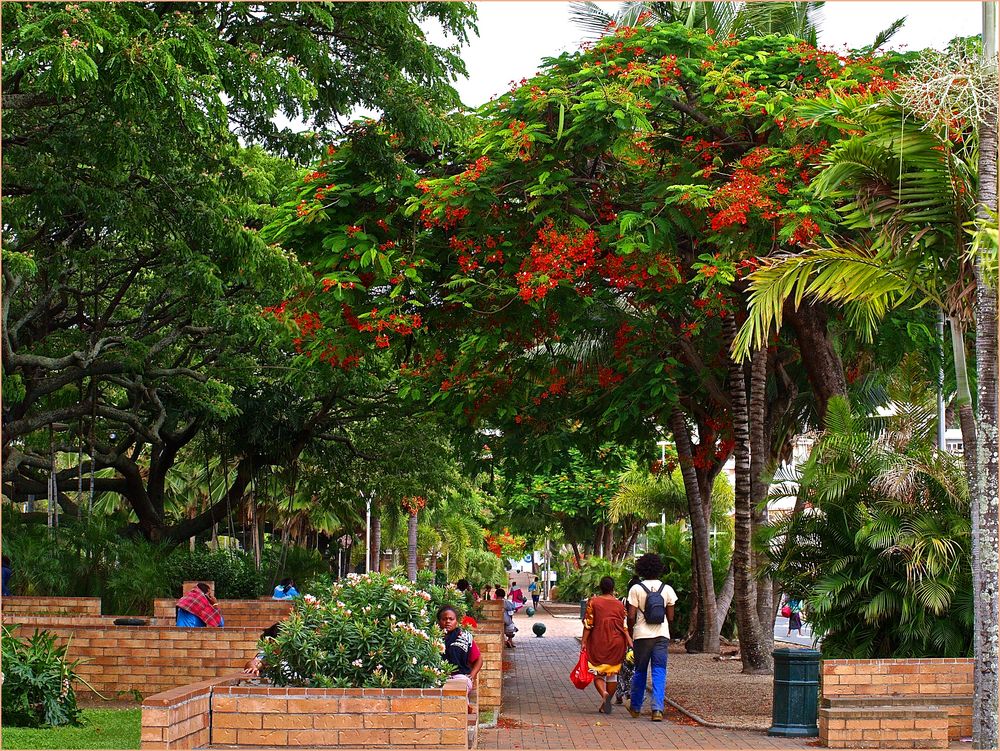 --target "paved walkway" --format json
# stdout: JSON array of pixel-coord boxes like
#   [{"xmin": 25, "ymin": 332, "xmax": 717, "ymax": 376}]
[{"xmin": 478, "ymin": 613, "xmax": 817, "ymax": 750}]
